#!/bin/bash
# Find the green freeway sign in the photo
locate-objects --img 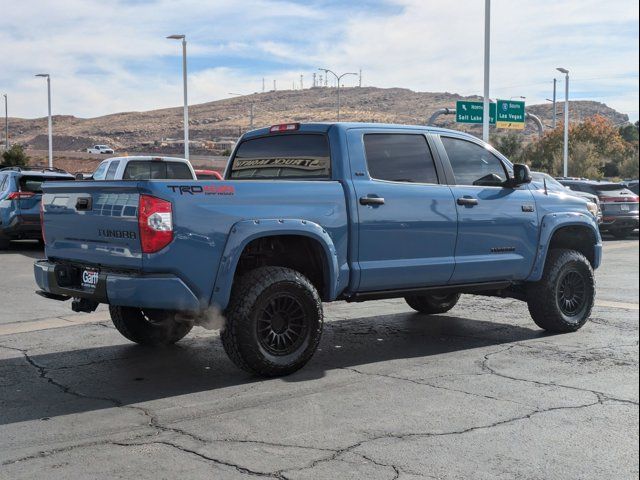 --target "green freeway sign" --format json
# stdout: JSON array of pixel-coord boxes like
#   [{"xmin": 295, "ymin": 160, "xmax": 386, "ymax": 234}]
[
  {"xmin": 496, "ymin": 99, "xmax": 525, "ymax": 129},
  {"xmin": 456, "ymin": 101, "xmax": 496, "ymax": 125}
]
